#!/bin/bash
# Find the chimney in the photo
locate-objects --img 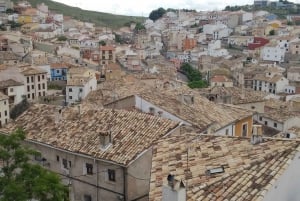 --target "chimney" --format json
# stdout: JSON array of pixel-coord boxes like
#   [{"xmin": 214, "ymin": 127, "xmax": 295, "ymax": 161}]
[
  {"xmin": 177, "ymin": 94, "xmax": 194, "ymax": 105},
  {"xmin": 77, "ymin": 104, "xmax": 82, "ymax": 115},
  {"xmin": 251, "ymin": 125, "xmax": 263, "ymax": 145},
  {"xmin": 55, "ymin": 108, "xmax": 63, "ymax": 123},
  {"xmin": 162, "ymin": 174, "xmax": 186, "ymax": 201},
  {"xmin": 99, "ymin": 131, "xmax": 112, "ymax": 150}
]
